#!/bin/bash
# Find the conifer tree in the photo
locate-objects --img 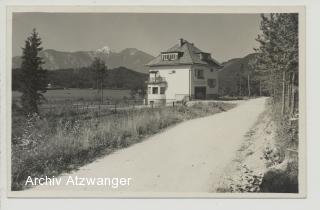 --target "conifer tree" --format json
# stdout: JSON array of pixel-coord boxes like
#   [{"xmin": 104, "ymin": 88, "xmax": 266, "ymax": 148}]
[{"xmin": 19, "ymin": 28, "xmax": 47, "ymax": 114}]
